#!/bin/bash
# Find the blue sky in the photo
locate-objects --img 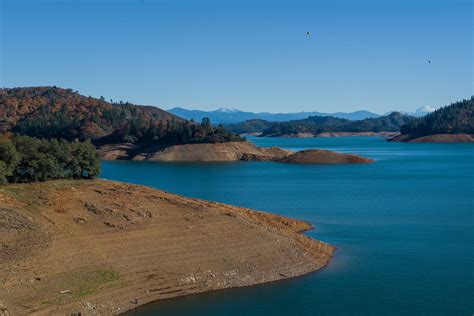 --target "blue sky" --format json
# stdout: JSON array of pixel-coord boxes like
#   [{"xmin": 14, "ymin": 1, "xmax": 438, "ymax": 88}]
[{"xmin": 1, "ymin": 0, "xmax": 472, "ymax": 113}]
